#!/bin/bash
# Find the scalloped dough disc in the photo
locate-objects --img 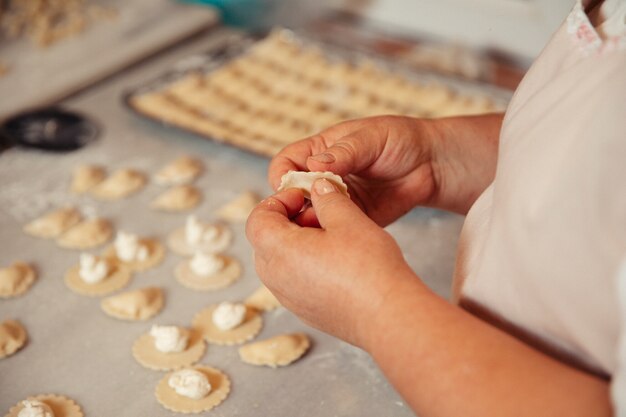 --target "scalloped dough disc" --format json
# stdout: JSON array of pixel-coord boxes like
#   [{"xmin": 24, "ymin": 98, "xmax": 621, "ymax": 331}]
[
  {"xmin": 64, "ymin": 262, "xmax": 132, "ymax": 297},
  {"xmin": 215, "ymin": 191, "xmax": 260, "ymax": 223},
  {"xmin": 0, "ymin": 319, "xmax": 27, "ymax": 359},
  {"xmin": 101, "ymin": 287, "xmax": 164, "ymax": 321},
  {"xmin": 155, "ymin": 366, "xmax": 230, "ymax": 413},
  {"xmin": 90, "ymin": 168, "xmax": 147, "ymax": 200},
  {"xmin": 23, "ymin": 207, "xmax": 82, "ymax": 239},
  {"xmin": 103, "ymin": 238, "xmax": 165, "ymax": 272},
  {"xmin": 244, "ymin": 285, "xmax": 281, "ymax": 312},
  {"xmin": 167, "ymin": 225, "xmax": 232, "ymax": 257},
  {"xmin": 239, "ymin": 333, "xmax": 310, "ymax": 368},
  {"xmin": 0, "ymin": 262, "xmax": 36, "ymax": 298},
  {"xmin": 277, "ymin": 171, "xmax": 349, "ymax": 198},
  {"xmin": 56, "ymin": 218, "xmax": 113, "ymax": 250},
  {"xmin": 70, "ymin": 164, "xmax": 106, "ymax": 194},
  {"xmin": 5, "ymin": 394, "xmax": 83, "ymax": 417},
  {"xmin": 151, "ymin": 185, "xmax": 202, "ymax": 212},
  {"xmin": 154, "ymin": 156, "xmax": 203, "ymax": 186},
  {"xmin": 133, "ymin": 328, "xmax": 206, "ymax": 371},
  {"xmin": 192, "ymin": 304, "xmax": 262, "ymax": 346},
  {"xmin": 175, "ymin": 256, "xmax": 241, "ymax": 291}
]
